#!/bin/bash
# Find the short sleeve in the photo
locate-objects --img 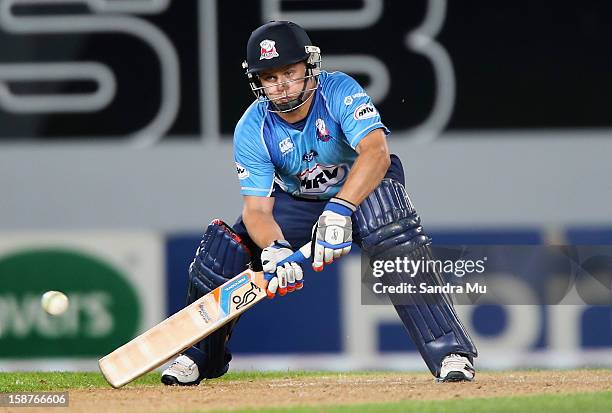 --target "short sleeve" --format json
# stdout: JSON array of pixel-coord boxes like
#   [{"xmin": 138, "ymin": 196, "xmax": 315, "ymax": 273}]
[
  {"xmin": 322, "ymin": 73, "xmax": 390, "ymax": 149},
  {"xmin": 233, "ymin": 116, "xmax": 275, "ymax": 197}
]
